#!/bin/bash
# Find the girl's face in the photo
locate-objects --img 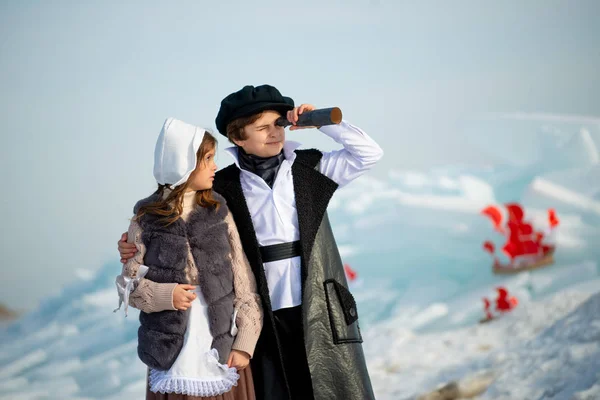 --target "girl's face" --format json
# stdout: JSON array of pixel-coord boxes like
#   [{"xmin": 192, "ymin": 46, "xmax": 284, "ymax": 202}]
[{"xmin": 187, "ymin": 148, "xmax": 217, "ymax": 191}]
